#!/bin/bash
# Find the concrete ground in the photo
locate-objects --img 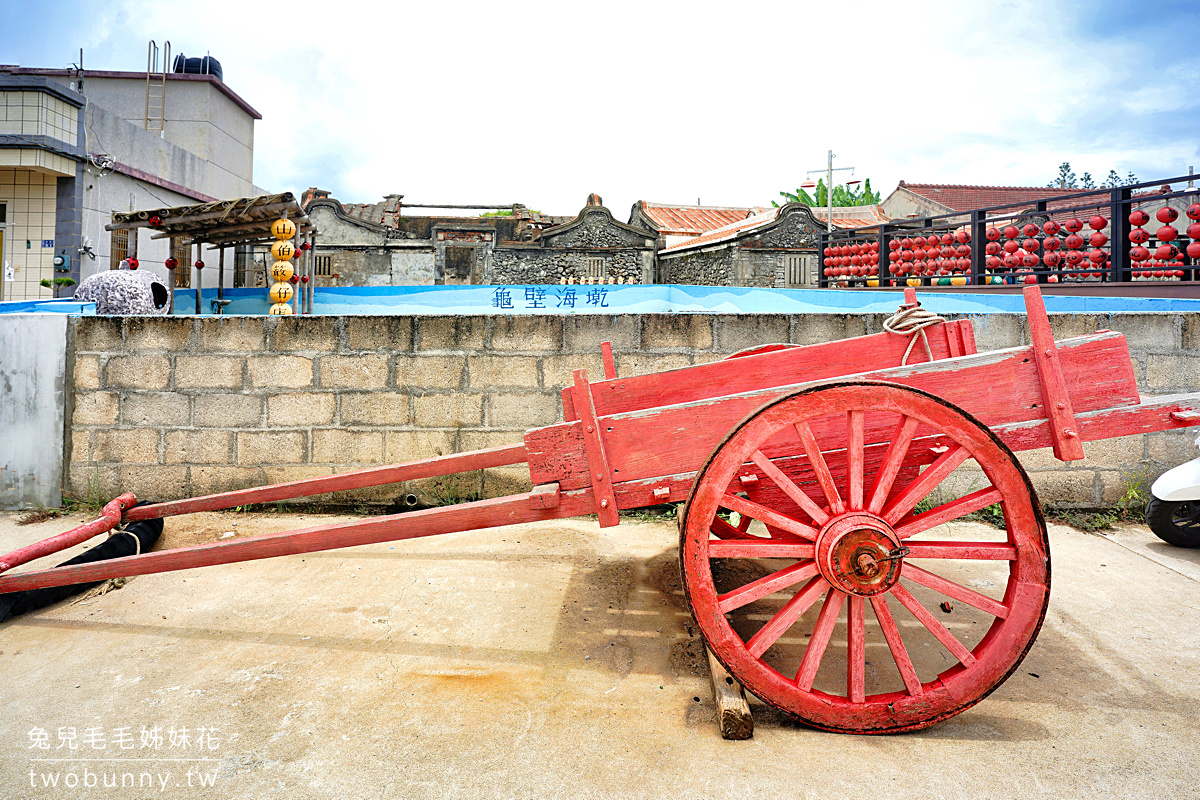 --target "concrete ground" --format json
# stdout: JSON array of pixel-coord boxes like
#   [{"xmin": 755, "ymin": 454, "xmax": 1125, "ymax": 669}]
[{"xmin": 0, "ymin": 509, "xmax": 1197, "ymax": 800}]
